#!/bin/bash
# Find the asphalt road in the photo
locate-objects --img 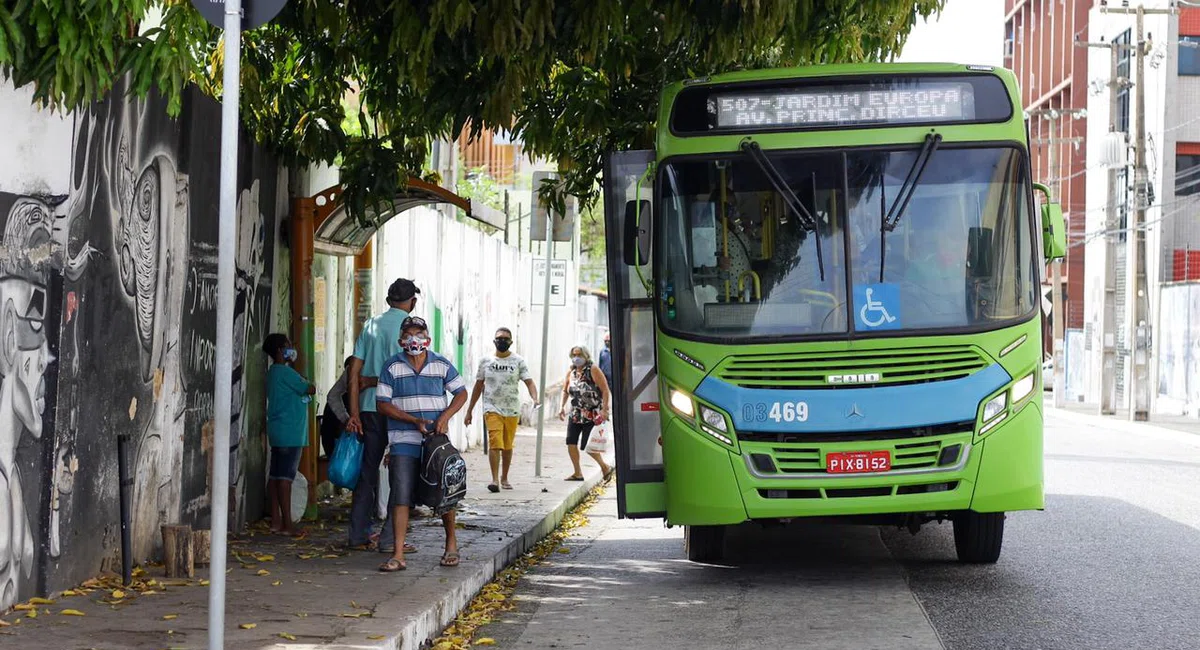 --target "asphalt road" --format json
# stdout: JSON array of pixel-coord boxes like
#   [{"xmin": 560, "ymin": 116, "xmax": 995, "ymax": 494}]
[{"xmin": 472, "ymin": 409, "xmax": 1200, "ymax": 650}]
